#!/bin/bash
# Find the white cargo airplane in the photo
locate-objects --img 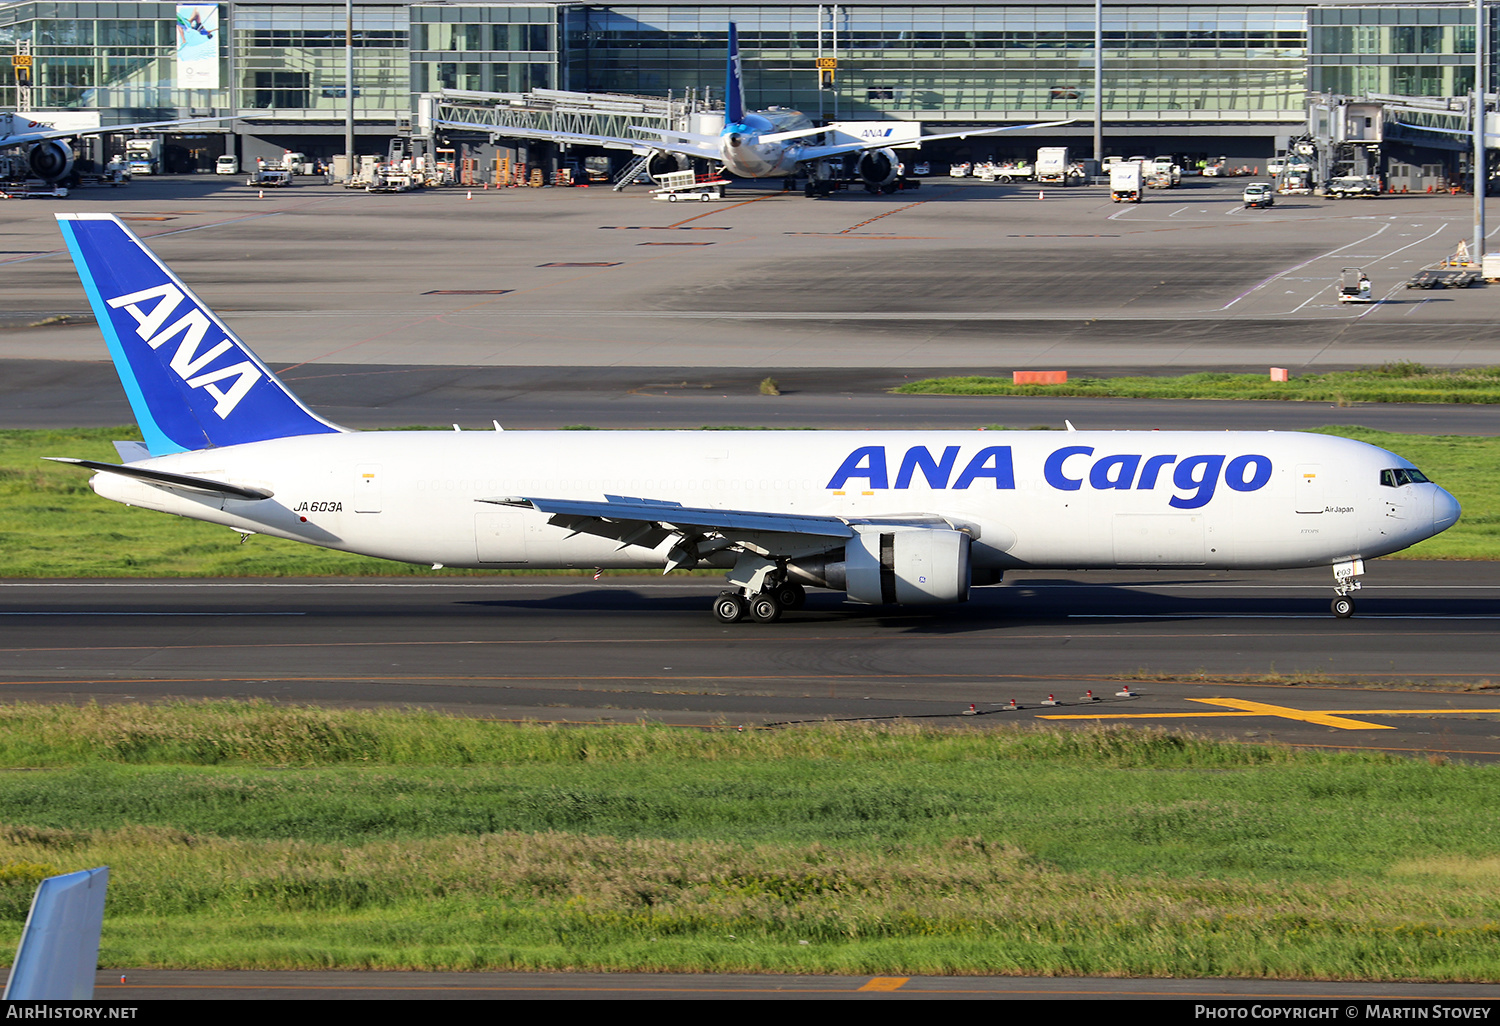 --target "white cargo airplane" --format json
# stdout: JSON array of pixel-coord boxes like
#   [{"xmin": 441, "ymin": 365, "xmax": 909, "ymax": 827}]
[
  {"xmin": 435, "ymin": 24, "xmax": 1073, "ymax": 195},
  {"xmin": 51, "ymin": 213, "xmax": 1459, "ymax": 623},
  {"xmin": 0, "ymin": 111, "xmax": 248, "ymax": 184}
]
